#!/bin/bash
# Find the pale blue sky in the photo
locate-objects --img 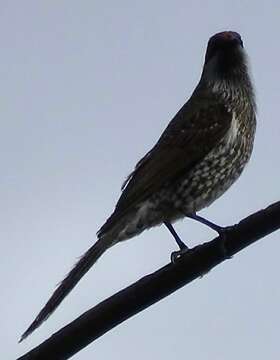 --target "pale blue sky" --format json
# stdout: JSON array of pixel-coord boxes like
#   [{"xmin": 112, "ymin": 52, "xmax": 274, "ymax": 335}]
[{"xmin": 1, "ymin": 1, "xmax": 280, "ymax": 359}]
